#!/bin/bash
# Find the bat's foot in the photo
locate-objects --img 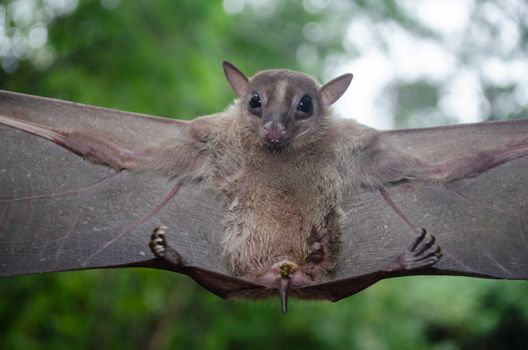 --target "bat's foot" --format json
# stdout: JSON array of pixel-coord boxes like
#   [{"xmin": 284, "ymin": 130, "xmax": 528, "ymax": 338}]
[
  {"xmin": 149, "ymin": 225, "xmax": 183, "ymax": 266},
  {"xmin": 386, "ymin": 228, "xmax": 442, "ymax": 272}
]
